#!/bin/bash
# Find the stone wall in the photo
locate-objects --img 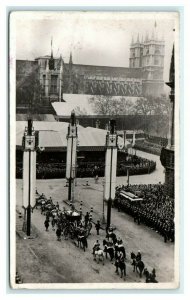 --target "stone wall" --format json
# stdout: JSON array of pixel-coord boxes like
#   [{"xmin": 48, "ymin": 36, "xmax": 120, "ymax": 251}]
[
  {"xmin": 160, "ymin": 147, "xmax": 175, "ymax": 198},
  {"xmin": 165, "ymin": 168, "xmax": 175, "ymax": 198},
  {"xmin": 16, "ymin": 60, "xmax": 163, "ymax": 99}
]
